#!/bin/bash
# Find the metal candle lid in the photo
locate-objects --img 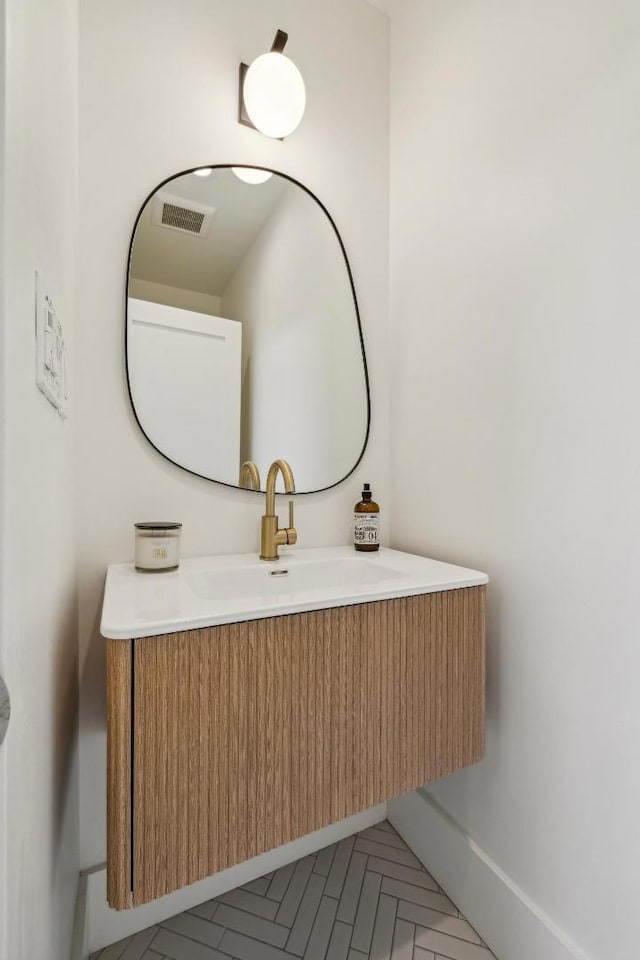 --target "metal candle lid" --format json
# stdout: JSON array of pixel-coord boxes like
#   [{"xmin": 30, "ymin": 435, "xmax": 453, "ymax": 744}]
[{"xmin": 134, "ymin": 522, "xmax": 182, "ymax": 531}]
